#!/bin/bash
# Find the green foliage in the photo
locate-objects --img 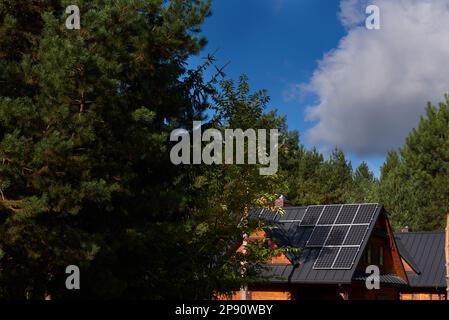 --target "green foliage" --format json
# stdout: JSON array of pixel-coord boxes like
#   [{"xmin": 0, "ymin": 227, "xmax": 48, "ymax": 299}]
[
  {"xmin": 281, "ymin": 145, "xmax": 363, "ymax": 206},
  {"xmin": 350, "ymin": 162, "xmax": 378, "ymax": 204},
  {"xmin": 0, "ymin": 0, "xmax": 287, "ymax": 299},
  {"xmin": 0, "ymin": 0, "xmax": 213, "ymax": 299},
  {"xmin": 6, "ymin": 0, "xmax": 445, "ymax": 301},
  {"xmin": 378, "ymin": 97, "xmax": 449, "ymax": 231},
  {"xmin": 183, "ymin": 76, "xmax": 288, "ymax": 296}
]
